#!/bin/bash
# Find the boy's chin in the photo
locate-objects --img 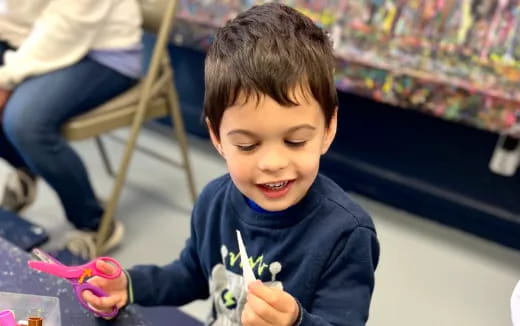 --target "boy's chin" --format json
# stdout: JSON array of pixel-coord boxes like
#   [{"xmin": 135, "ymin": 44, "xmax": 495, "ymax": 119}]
[{"xmin": 254, "ymin": 198, "xmax": 295, "ymax": 212}]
